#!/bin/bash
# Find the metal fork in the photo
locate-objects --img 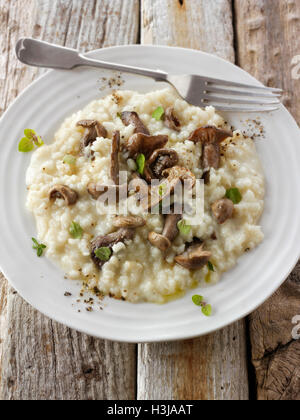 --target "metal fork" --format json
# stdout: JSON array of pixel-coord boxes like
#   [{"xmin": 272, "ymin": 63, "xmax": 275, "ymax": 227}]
[{"xmin": 16, "ymin": 38, "xmax": 282, "ymax": 112}]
